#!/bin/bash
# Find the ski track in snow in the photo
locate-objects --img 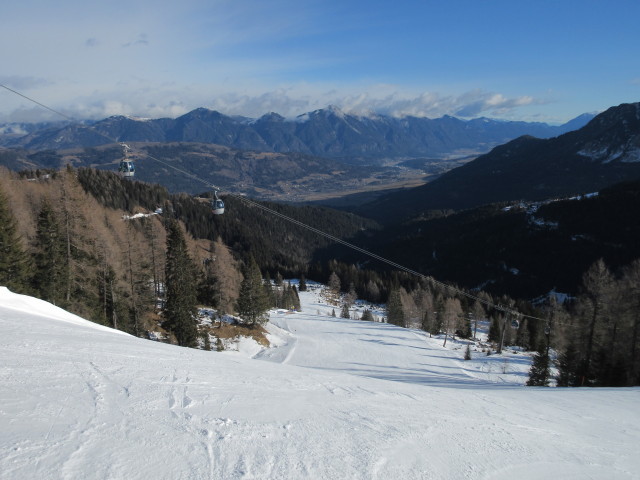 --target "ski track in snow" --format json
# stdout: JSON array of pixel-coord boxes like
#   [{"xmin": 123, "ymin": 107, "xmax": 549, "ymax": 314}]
[{"xmin": 1, "ymin": 285, "xmax": 639, "ymax": 479}]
